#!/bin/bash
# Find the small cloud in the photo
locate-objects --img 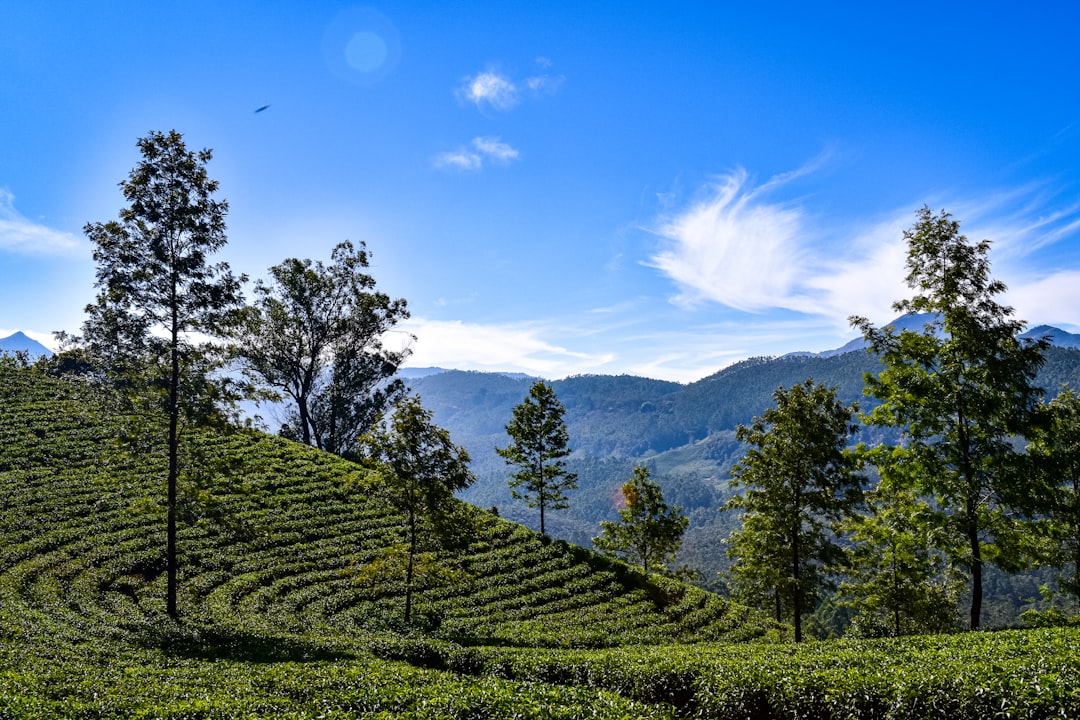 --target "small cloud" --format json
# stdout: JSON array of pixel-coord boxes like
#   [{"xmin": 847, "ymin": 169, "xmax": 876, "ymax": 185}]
[
  {"xmin": 525, "ymin": 73, "xmax": 564, "ymax": 95},
  {"xmin": 433, "ymin": 136, "xmax": 520, "ymax": 172},
  {"xmin": 458, "ymin": 69, "xmax": 518, "ymax": 111},
  {"xmin": 0, "ymin": 189, "xmax": 81, "ymax": 254},
  {"xmin": 433, "ymin": 149, "xmax": 484, "ymax": 171},
  {"xmin": 471, "ymin": 136, "xmax": 519, "ymax": 163},
  {"xmin": 457, "ymin": 62, "xmax": 563, "ymax": 111}
]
